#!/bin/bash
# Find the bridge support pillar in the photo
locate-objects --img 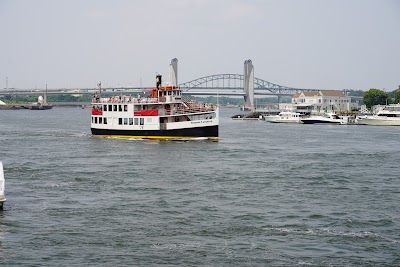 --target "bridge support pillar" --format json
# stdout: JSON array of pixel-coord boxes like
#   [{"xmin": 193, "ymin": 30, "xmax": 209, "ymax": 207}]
[
  {"xmin": 169, "ymin": 58, "xmax": 178, "ymax": 86},
  {"xmin": 243, "ymin": 59, "xmax": 254, "ymax": 110}
]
